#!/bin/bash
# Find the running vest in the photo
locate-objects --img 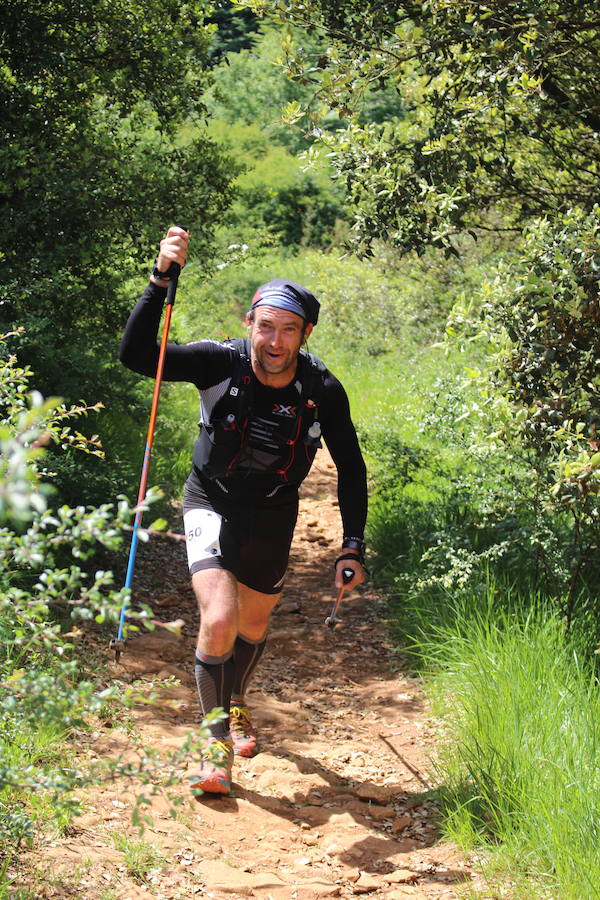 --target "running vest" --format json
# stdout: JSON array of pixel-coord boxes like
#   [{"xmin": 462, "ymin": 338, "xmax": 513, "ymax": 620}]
[{"xmin": 192, "ymin": 337, "xmax": 326, "ymax": 485}]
